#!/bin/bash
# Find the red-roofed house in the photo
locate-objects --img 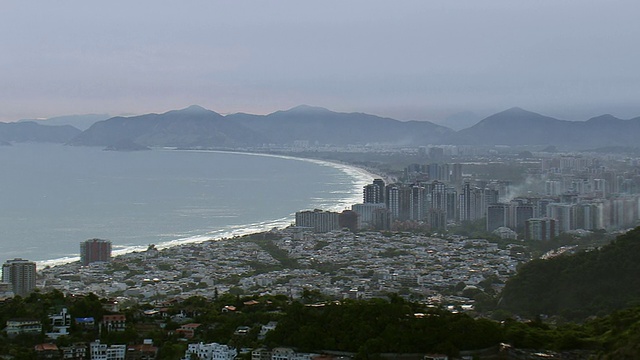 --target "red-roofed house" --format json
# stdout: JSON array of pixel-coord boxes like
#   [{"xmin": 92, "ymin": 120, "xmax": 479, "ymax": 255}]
[
  {"xmin": 176, "ymin": 323, "xmax": 201, "ymax": 339},
  {"xmin": 34, "ymin": 343, "xmax": 59, "ymax": 359},
  {"xmin": 222, "ymin": 305, "xmax": 236, "ymax": 313},
  {"xmin": 127, "ymin": 340, "xmax": 158, "ymax": 360}
]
